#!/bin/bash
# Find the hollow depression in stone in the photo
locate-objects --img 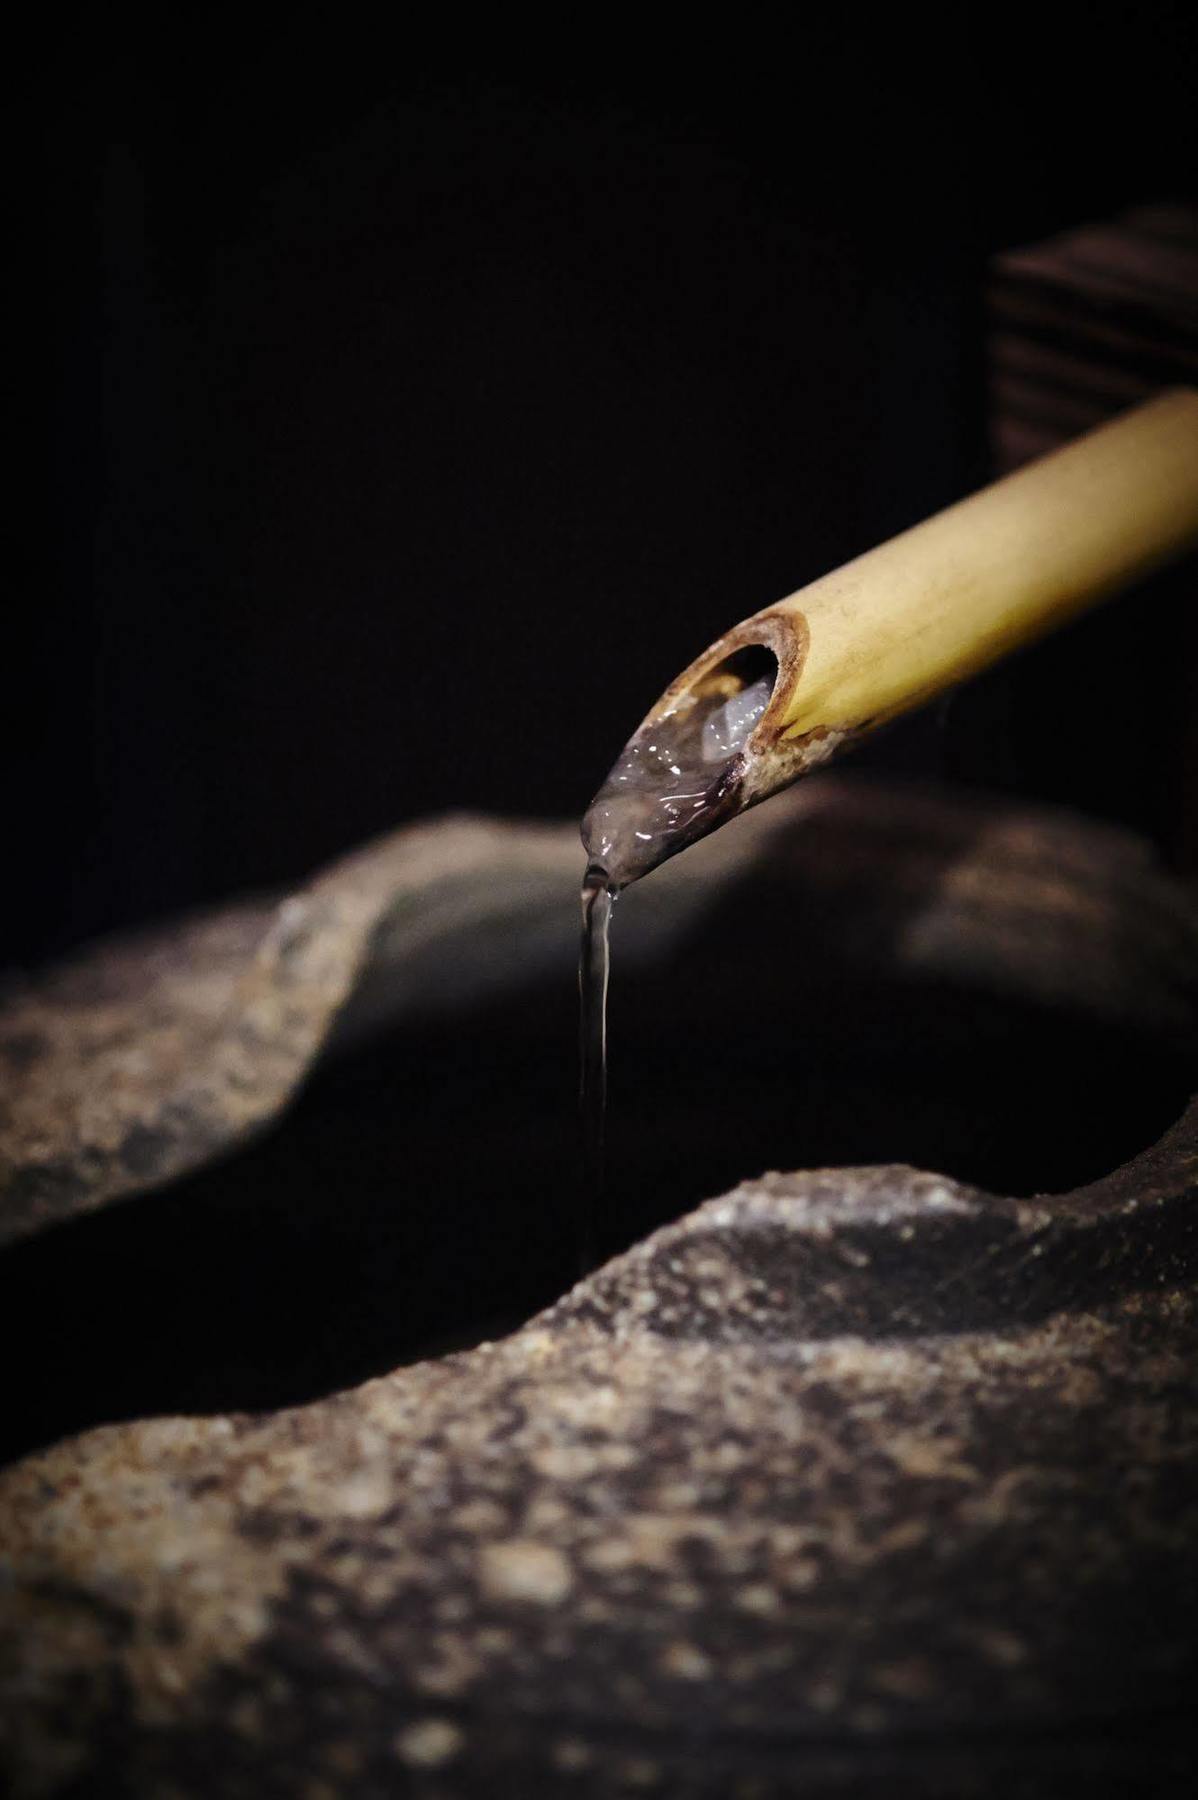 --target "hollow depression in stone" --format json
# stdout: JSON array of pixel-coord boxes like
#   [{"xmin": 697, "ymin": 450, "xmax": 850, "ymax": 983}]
[{"xmin": 3, "ymin": 778, "xmax": 1195, "ymax": 1466}]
